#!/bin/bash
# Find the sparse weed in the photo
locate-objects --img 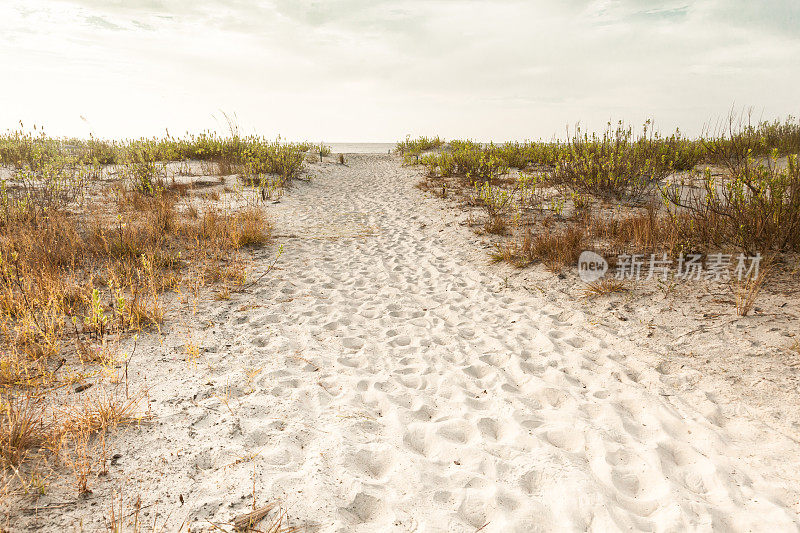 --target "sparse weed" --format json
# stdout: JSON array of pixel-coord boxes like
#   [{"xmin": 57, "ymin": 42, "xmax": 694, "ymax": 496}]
[
  {"xmin": 105, "ymin": 491, "xmax": 176, "ymax": 532},
  {"xmin": 733, "ymin": 258, "xmax": 773, "ymax": 316},
  {"xmin": 0, "ymin": 125, "xmax": 282, "ymax": 504},
  {"xmin": 0, "ymin": 395, "xmax": 48, "ymax": 469},
  {"xmin": 583, "ymin": 278, "xmax": 629, "ymax": 298}
]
